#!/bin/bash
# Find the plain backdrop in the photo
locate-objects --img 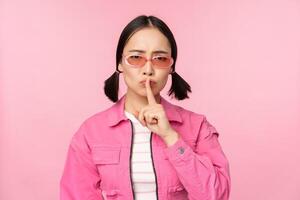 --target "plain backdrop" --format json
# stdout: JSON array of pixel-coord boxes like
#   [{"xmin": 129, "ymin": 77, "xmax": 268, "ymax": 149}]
[{"xmin": 1, "ymin": 0, "xmax": 300, "ymax": 199}]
